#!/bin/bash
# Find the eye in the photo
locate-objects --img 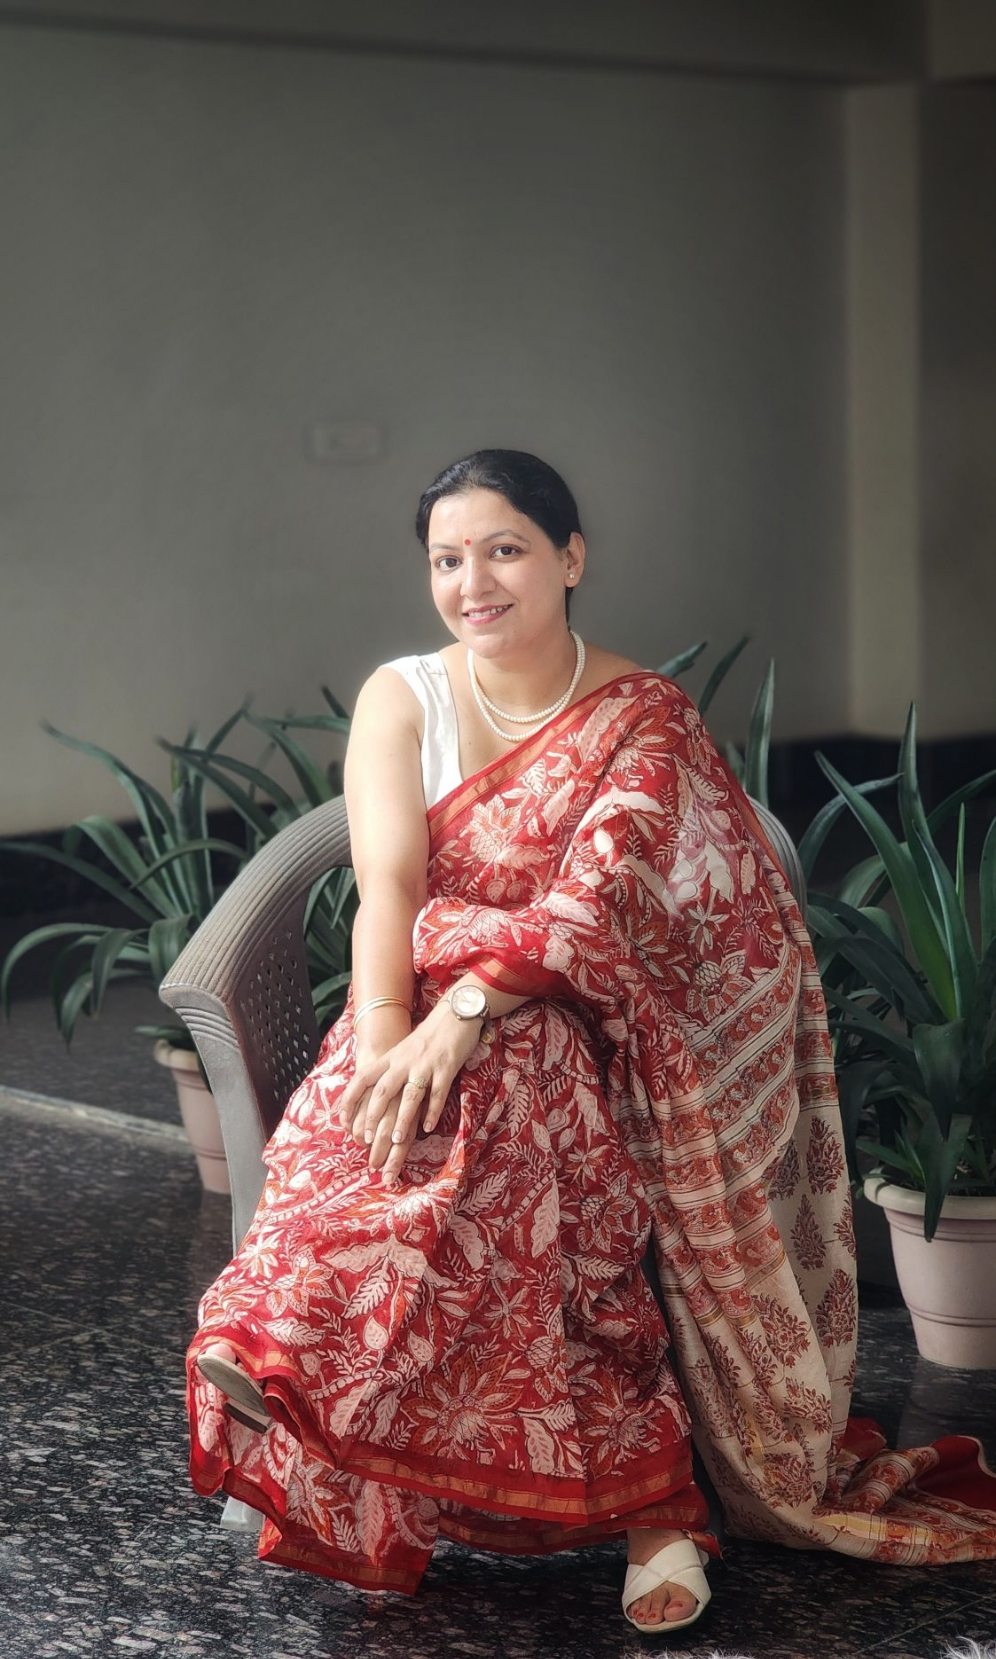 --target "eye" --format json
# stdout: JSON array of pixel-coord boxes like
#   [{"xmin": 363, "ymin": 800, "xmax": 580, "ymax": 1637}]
[
  {"xmin": 492, "ymin": 544, "xmax": 522, "ymax": 558},
  {"xmin": 433, "ymin": 555, "xmax": 460, "ymax": 573}
]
